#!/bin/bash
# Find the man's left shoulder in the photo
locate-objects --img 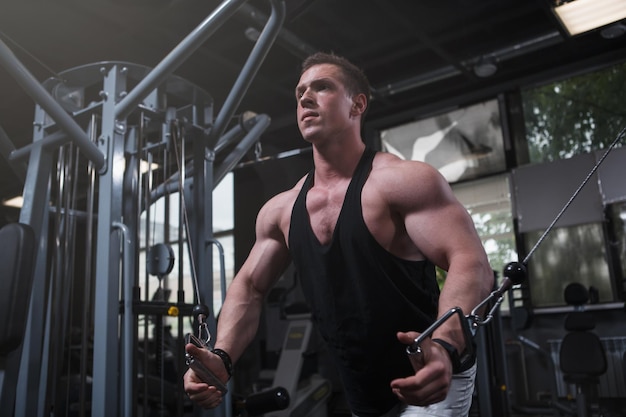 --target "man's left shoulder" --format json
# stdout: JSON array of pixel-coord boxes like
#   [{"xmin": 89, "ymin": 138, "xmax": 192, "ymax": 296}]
[{"xmin": 372, "ymin": 151, "xmax": 434, "ymax": 178}]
